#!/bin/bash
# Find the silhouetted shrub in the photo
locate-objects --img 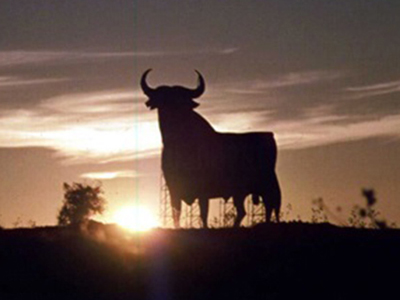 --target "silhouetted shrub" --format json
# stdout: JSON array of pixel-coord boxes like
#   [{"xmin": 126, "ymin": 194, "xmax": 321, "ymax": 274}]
[
  {"xmin": 12, "ymin": 216, "xmax": 23, "ymax": 228},
  {"xmin": 311, "ymin": 198, "xmax": 328, "ymax": 223},
  {"xmin": 311, "ymin": 188, "xmax": 395, "ymax": 229},
  {"xmin": 348, "ymin": 188, "xmax": 395, "ymax": 229},
  {"xmin": 57, "ymin": 182, "xmax": 106, "ymax": 226}
]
